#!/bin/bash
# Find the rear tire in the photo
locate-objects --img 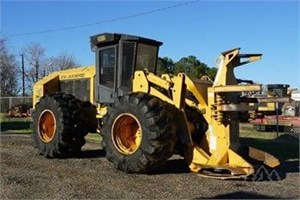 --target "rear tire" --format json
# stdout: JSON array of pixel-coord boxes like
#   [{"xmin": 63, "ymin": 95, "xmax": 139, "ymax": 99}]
[
  {"xmin": 101, "ymin": 93, "xmax": 176, "ymax": 173},
  {"xmin": 32, "ymin": 93, "xmax": 88, "ymax": 157},
  {"xmin": 80, "ymin": 101, "xmax": 98, "ymax": 133}
]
